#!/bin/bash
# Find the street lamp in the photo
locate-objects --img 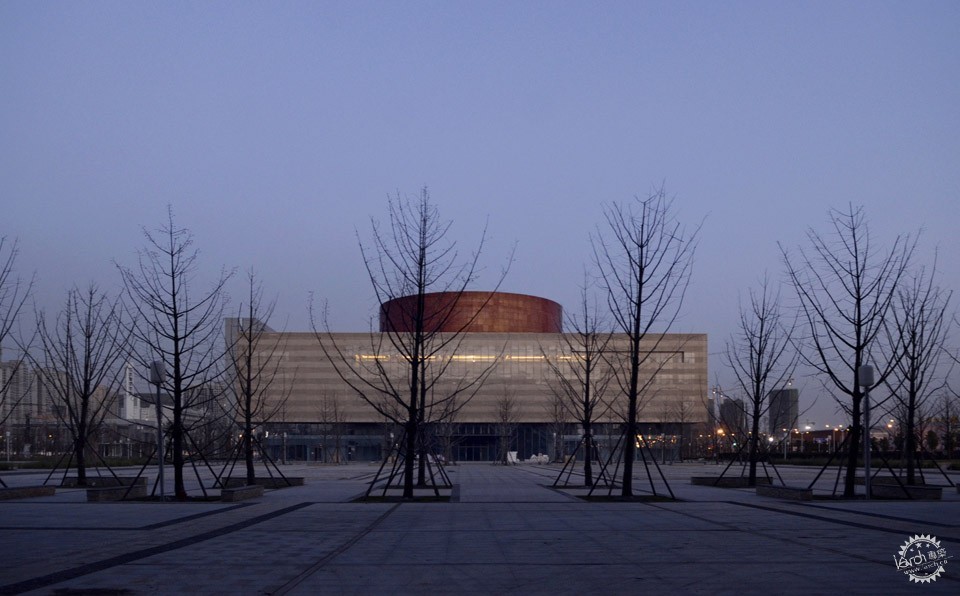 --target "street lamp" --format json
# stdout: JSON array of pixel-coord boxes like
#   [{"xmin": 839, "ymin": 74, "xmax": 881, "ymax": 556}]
[
  {"xmin": 149, "ymin": 360, "xmax": 166, "ymax": 500},
  {"xmin": 826, "ymin": 424, "xmax": 840, "ymax": 453}
]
